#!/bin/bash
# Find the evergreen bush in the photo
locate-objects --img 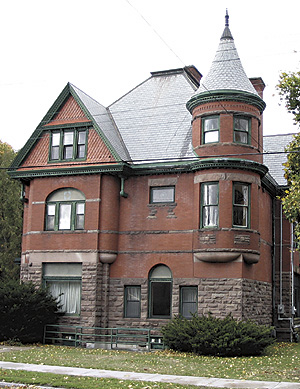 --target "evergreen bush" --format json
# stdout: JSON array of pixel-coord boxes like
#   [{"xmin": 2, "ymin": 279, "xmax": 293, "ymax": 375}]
[
  {"xmin": 162, "ymin": 314, "xmax": 275, "ymax": 357},
  {"xmin": 0, "ymin": 279, "xmax": 59, "ymax": 343}
]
